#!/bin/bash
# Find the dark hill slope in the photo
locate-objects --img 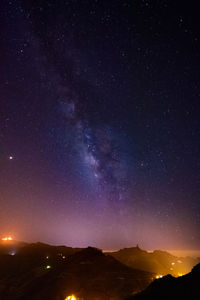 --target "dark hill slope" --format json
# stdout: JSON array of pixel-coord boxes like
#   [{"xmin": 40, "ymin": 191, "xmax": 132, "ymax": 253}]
[
  {"xmin": 0, "ymin": 240, "xmax": 81, "ymax": 257},
  {"xmin": 127, "ymin": 263, "xmax": 200, "ymax": 300},
  {"xmin": 0, "ymin": 245, "xmax": 154, "ymax": 300}
]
